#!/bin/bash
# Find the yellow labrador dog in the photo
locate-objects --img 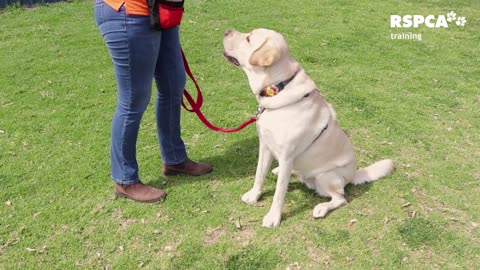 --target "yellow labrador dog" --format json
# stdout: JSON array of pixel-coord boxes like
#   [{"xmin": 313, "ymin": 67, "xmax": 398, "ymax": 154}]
[{"xmin": 223, "ymin": 28, "xmax": 394, "ymax": 228}]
